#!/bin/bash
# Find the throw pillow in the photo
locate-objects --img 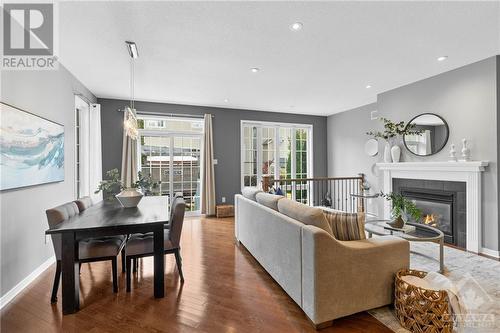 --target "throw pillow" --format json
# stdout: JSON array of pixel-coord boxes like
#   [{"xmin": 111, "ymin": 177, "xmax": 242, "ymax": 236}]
[
  {"xmin": 241, "ymin": 187, "xmax": 262, "ymax": 201},
  {"xmin": 322, "ymin": 209, "xmax": 366, "ymax": 241},
  {"xmin": 277, "ymin": 198, "xmax": 334, "ymax": 236},
  {"xmin": 256, "ymin": 192, "xmax": 284, "ymax": 211}
]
